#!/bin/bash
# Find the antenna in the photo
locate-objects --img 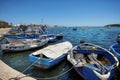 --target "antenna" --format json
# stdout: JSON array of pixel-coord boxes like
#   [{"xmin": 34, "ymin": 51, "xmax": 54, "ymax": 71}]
[{"xmin": 41, "ymin": 18, "xmax": 43, "ymax": 24}]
